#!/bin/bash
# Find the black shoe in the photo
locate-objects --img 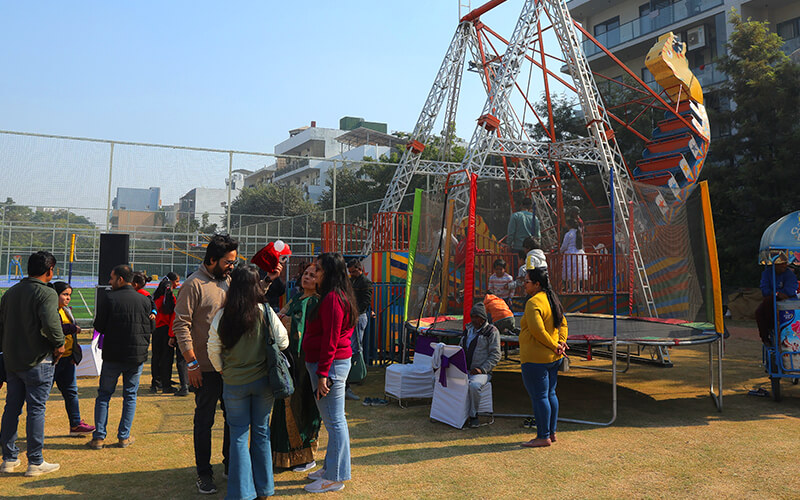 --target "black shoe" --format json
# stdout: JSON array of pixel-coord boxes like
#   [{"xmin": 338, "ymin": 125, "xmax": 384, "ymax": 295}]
[
  {"xmin": 174, "ymin": 387, "xmax": 189, "ymax": 397},
  {"xmin": 469, "ymin": 417, "xmax": 480, "ymax": 428},
  {"xmin": 196, "ymin": 475, "xmax": 217, "ymax": 494},
  {"xmin": 149, "ymin": 386, "xmax": 159, "ymax": 394},
  {"xmin": 162, "ymin": 386, "xmax": 177, "ymax": 394}
]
